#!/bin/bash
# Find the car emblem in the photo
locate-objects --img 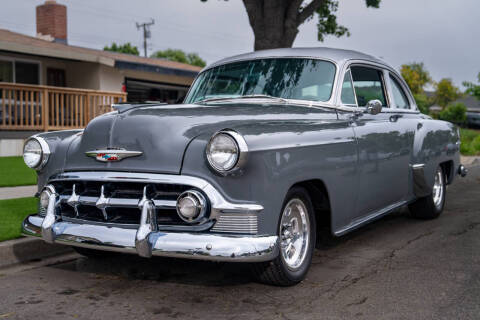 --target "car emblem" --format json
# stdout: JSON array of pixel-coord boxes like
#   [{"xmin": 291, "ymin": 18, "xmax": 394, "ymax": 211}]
[{"xmin": 86, "ymin": 148, "xmax": 142, "ymax": 162}]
